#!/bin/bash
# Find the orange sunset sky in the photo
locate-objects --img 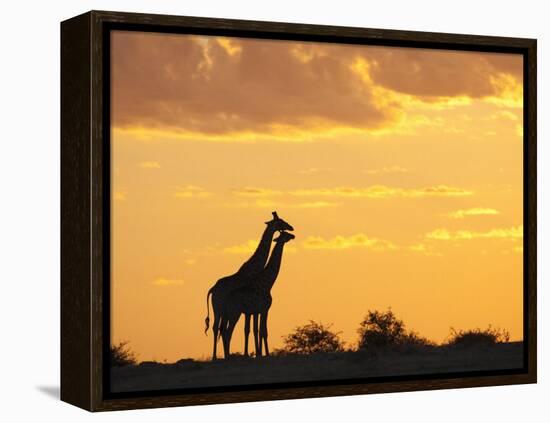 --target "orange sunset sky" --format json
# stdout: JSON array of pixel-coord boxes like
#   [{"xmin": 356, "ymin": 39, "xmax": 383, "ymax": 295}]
[{"xmin": 110, "ymin": 30, "xmax": 523, "ymax": 362}]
